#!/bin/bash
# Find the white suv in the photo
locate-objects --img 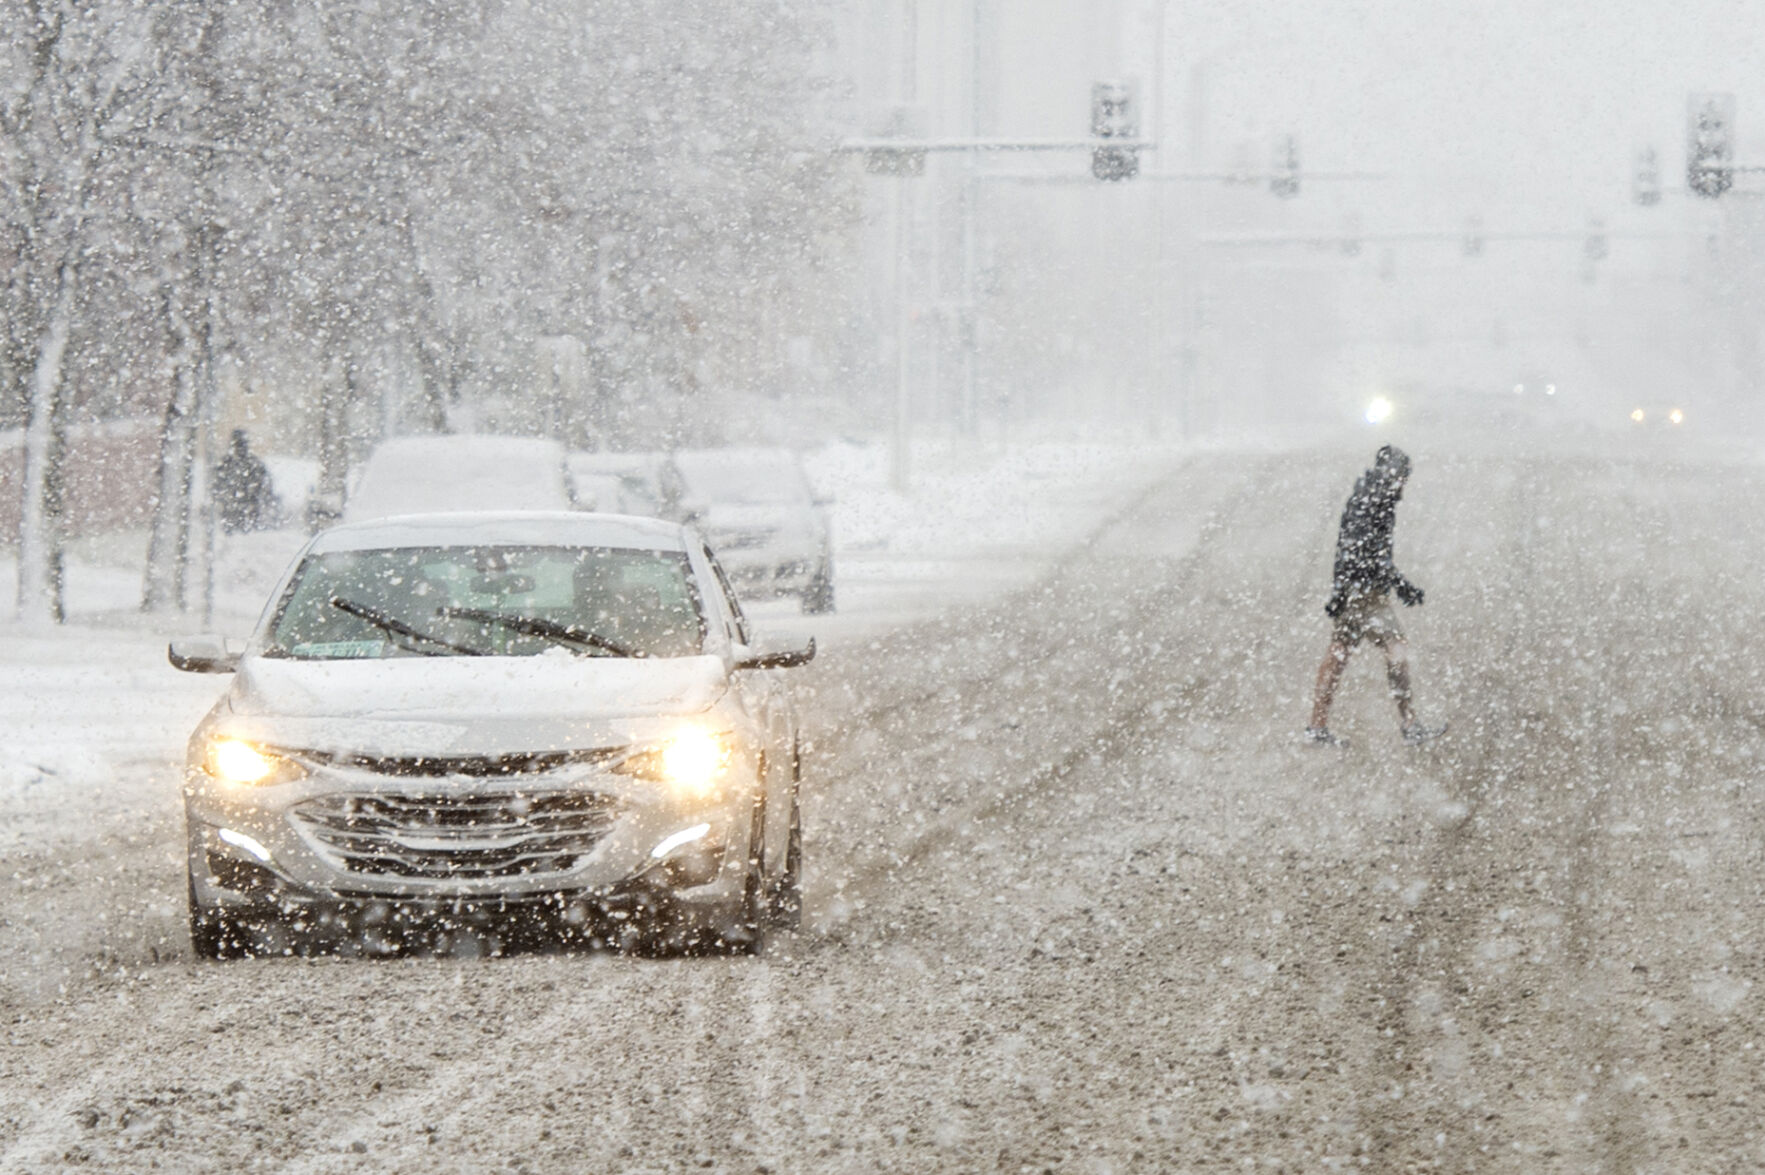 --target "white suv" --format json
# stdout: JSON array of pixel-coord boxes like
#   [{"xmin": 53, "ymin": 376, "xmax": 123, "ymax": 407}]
[{"xmin": 171, "ymin": 511, "xmax": 814, "ymax": 957}]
